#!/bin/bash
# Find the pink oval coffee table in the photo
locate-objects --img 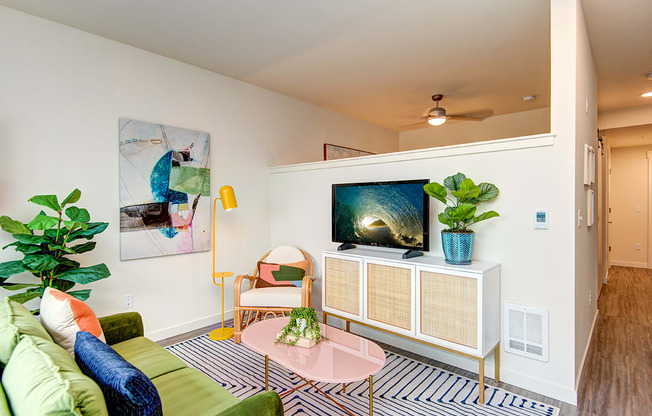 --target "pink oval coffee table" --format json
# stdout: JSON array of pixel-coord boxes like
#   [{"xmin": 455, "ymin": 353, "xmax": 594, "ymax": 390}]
[{"xmin": 241, "ymin": 316, "xmax": 386, "ymax": 415}]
